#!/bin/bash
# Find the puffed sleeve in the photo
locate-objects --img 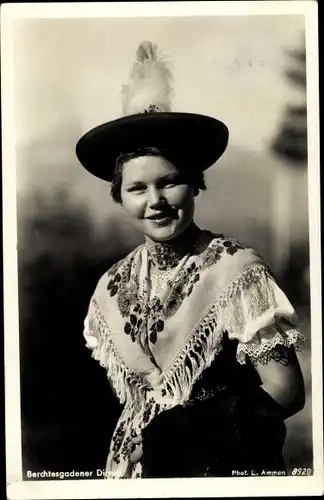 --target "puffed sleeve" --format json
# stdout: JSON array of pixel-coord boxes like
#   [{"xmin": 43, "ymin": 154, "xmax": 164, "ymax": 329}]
[
  {"xmin": 83, "ymin": 259, "xmax": 121, "ymax": 351},
  {"xmin": 218, "ymin": 263, "xmax": 306, "ymax": 365},
  {"xmin": 83, "ymin": 295, "xmax": 99, "ymax": 350}
]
